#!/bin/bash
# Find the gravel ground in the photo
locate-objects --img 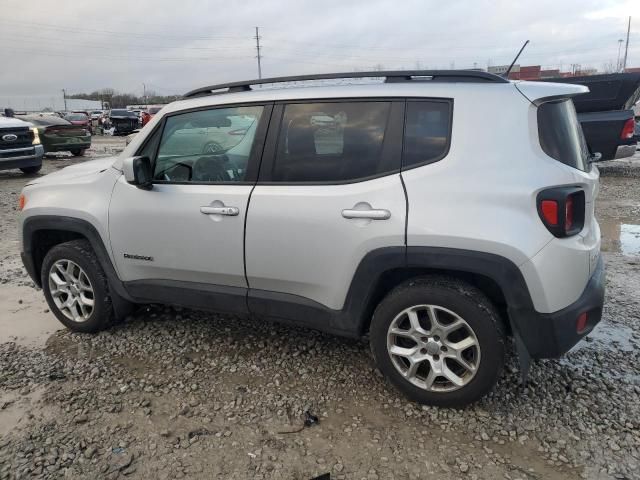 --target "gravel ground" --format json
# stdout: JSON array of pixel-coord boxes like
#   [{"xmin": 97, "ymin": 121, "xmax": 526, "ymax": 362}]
[{"xmin": 0, "ymin": 144, "xmax": 639, "ymax": 480}]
